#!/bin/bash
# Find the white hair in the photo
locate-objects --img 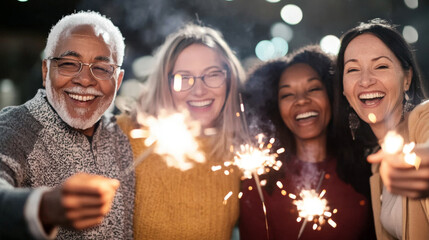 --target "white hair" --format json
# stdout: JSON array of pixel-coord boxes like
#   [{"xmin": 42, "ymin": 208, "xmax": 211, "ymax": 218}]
[{"xmin": 44, "ymin": 10, "xmax": 125, "ymax": 66}]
